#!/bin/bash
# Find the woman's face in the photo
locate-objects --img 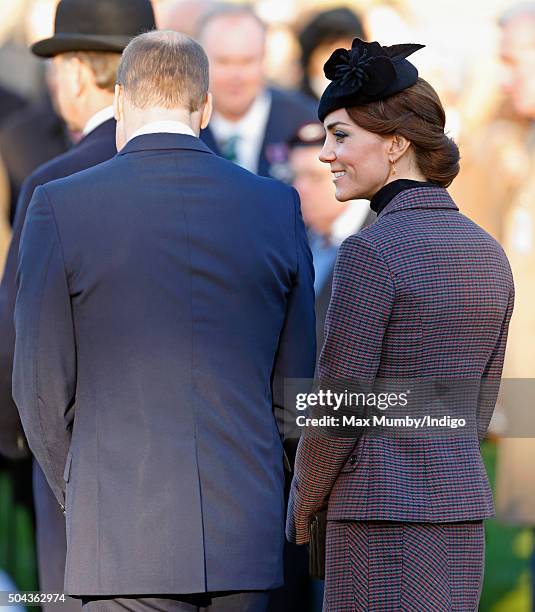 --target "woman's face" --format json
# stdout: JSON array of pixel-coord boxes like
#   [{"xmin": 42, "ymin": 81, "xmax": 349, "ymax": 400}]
[{"xmin": 319, "ymin": 108, "xmax": 391, "ymax": 201}]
